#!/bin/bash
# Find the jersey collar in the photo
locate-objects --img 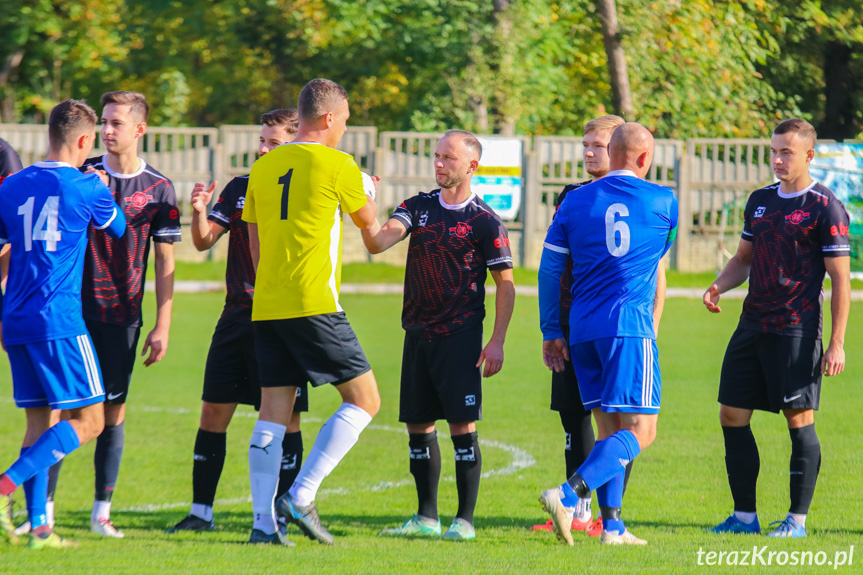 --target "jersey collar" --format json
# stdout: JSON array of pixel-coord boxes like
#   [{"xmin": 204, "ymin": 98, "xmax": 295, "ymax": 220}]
[
  {"xmin": 777, "ymin": 179, "xmax": 818, "ymax": 199},
  {"xmin": 438, "ymin": 191, "xmax": 476, "ymax": 211},
  {"xmin": 34, "ymin": 161, "xmax": 73, "ymax": 169},
  {"xmin": 605, "ymin": 169, "xmax": 638, "ymax": 178},
  {"xmin": 102, "ymin": 157, "xmax": 147, "ymax": 179}
]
